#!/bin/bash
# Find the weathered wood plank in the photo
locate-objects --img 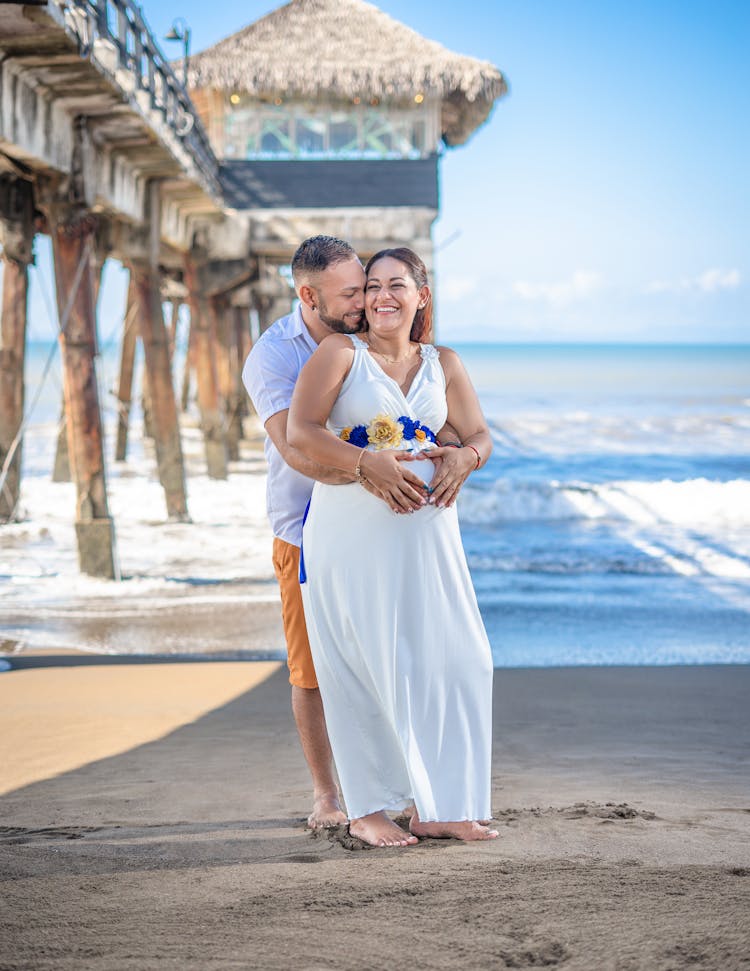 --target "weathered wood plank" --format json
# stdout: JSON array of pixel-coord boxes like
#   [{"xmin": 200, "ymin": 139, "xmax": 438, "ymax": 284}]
[
  {"xmin": 131, "ymin": 259, "xmax": 189, "ymax": 520},
  {"xmin": 0, "ymin": 255, "xmax": 29, "ymax": 522},
  {"xmin": 51, "ymin": 211, "xmax": 117, "ymax": 579},
  {"xmin": 114, "ymin": 273, "xmax": 137, "ymax": 462},
  {"xmin": 184, "ymin": 256, "xmax": 227, "ymax": 480}
]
